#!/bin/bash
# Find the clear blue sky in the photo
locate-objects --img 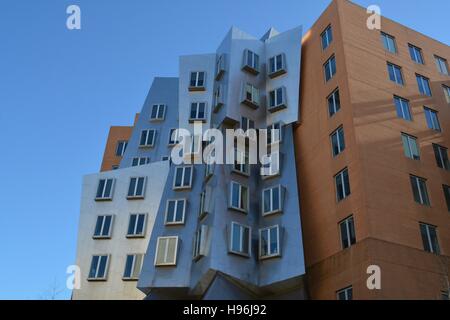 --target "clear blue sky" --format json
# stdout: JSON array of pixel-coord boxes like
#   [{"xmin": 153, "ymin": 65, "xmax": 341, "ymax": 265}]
[{"xmin": 0, "ymin": 0, "xmax": 448, "ymax": 300}]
